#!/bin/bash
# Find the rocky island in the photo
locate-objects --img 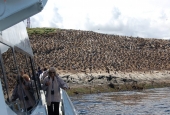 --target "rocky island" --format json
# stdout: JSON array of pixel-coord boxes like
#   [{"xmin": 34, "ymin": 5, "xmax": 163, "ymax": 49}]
[{"xmin": 28, "ymin": 28, "xmax": 170, "ymax": 96}]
